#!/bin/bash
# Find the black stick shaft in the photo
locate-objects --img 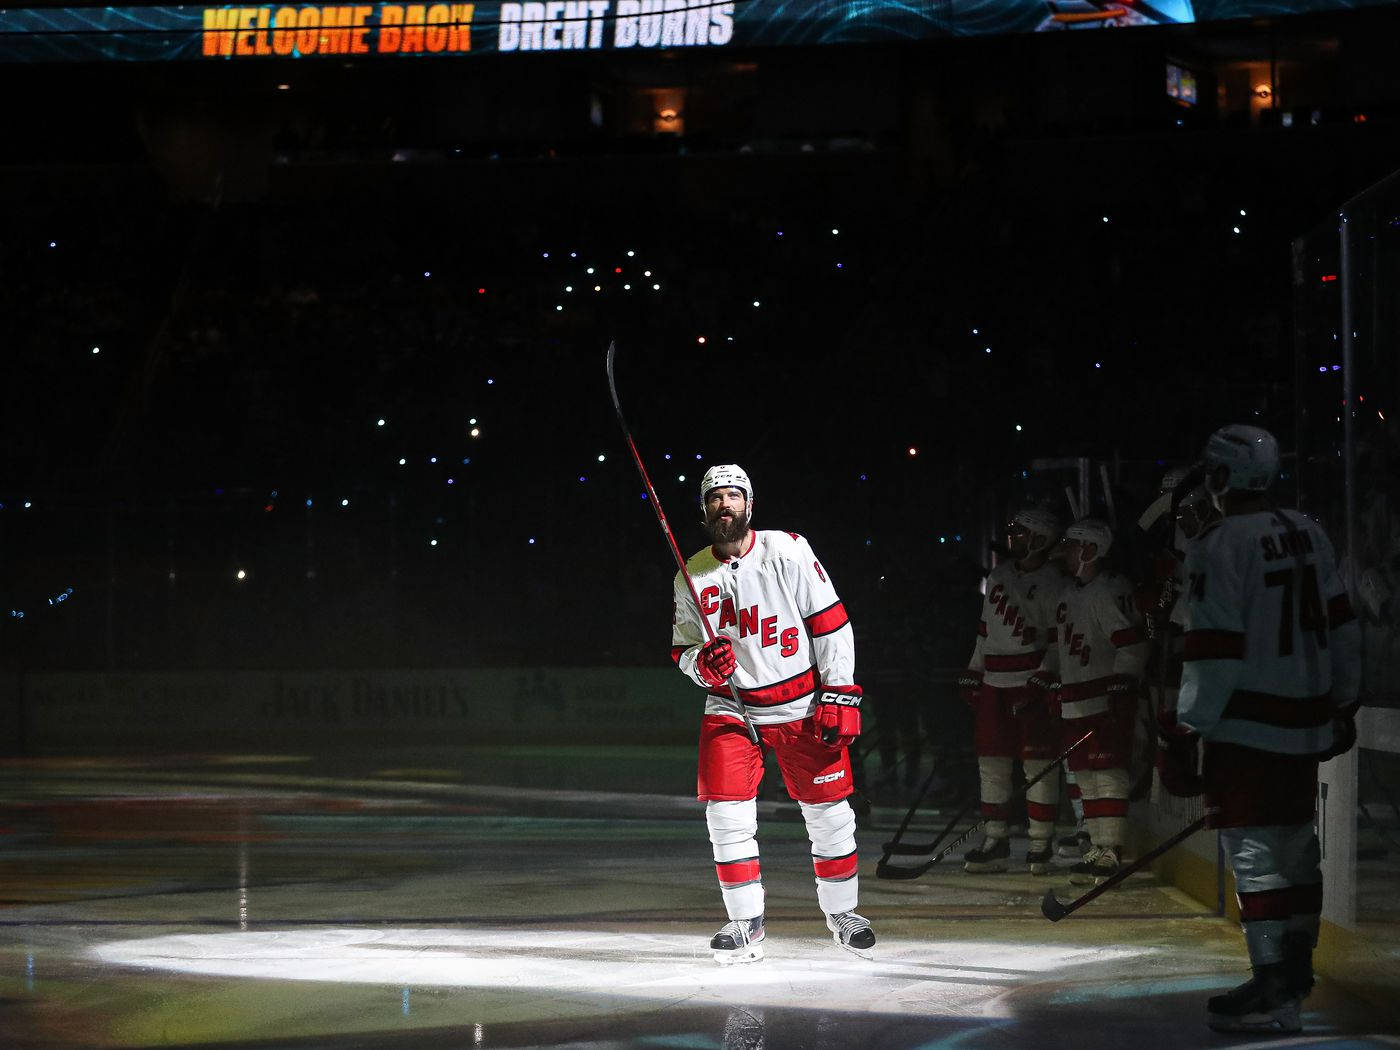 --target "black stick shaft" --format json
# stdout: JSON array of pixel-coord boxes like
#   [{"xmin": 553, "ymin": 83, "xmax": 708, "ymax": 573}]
[
  {"xmin": 1045, "ymin": 814, "xmax": 1208, "ymax": 920},
  {"xmin": 606, "ymin": 342, "xmax": 760, "ymax": 745}
]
